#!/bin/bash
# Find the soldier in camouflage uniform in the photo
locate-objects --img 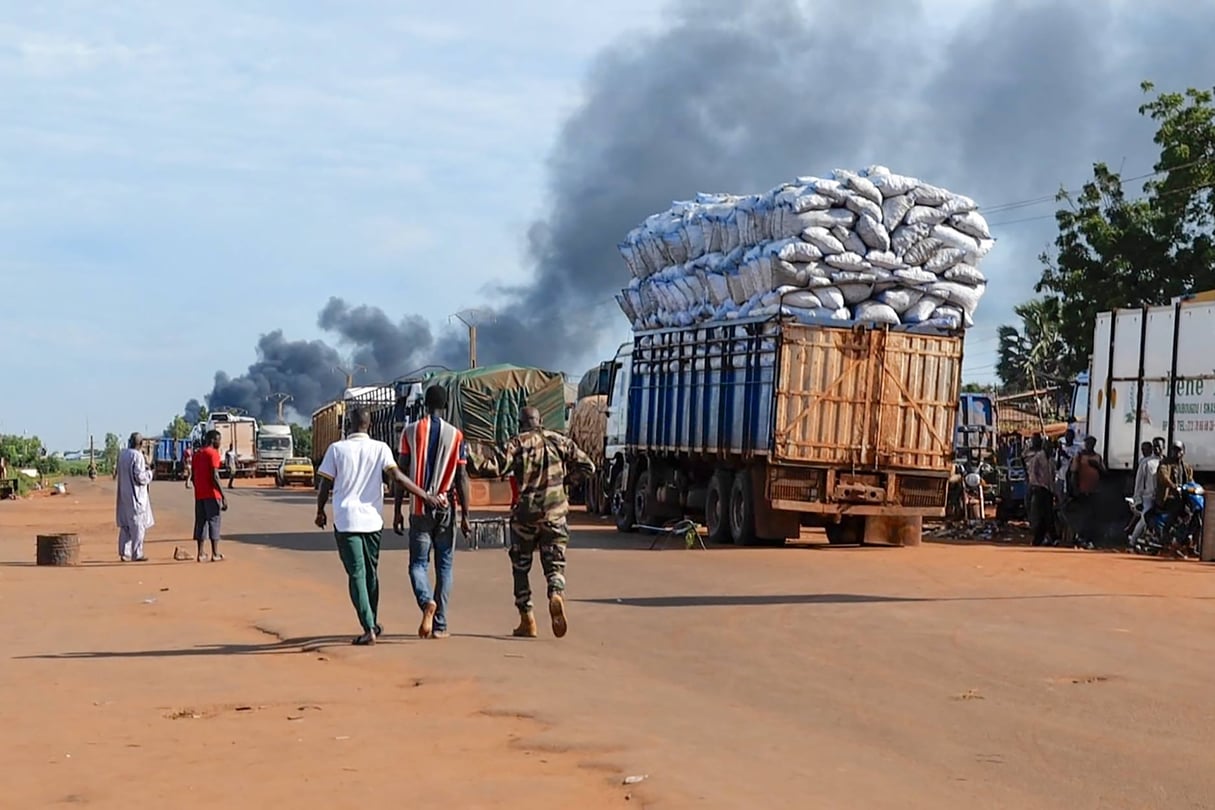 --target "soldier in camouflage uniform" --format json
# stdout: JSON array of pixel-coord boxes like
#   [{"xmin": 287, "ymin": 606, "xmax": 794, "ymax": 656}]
[{"xmin": 475, "ymin": 407, "xmax": 595, "ymax": 638}]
